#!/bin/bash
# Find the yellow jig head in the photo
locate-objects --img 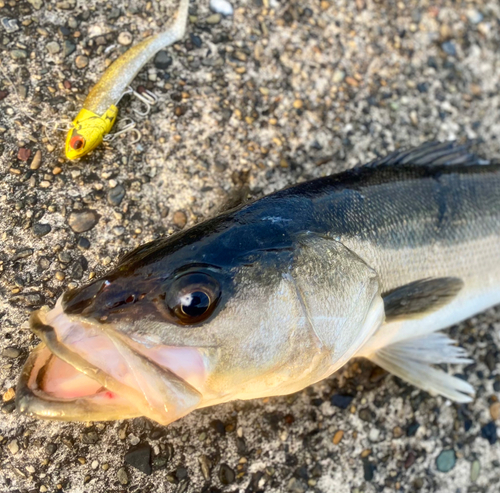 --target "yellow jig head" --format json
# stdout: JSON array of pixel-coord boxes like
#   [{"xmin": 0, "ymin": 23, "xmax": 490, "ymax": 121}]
[{"xmin": 65, "ymin": 106, "xmax": 118, "ymax": 160}]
